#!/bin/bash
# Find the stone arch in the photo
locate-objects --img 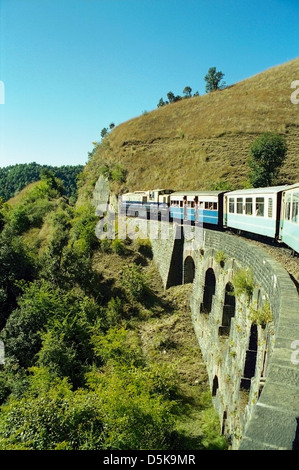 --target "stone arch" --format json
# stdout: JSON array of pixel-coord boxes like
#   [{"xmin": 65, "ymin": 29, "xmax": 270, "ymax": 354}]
[
  {"xmin": 183, "ymin": 256, "xmax": 195, "ymax": 284},
  {"xmin": 212, "ymin": 375, "xmax": 219, "ymax": 397},
  {"xmin": 240, "ymin": 324, "xmax": 258, "ymax": 391},
  {"xmin": 219, "ymin": 282, "xmax": 236, "ymax": 336},
  {"xmin": 201, "ymin": 268, "xmax": 216, "ymax": 314}
]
